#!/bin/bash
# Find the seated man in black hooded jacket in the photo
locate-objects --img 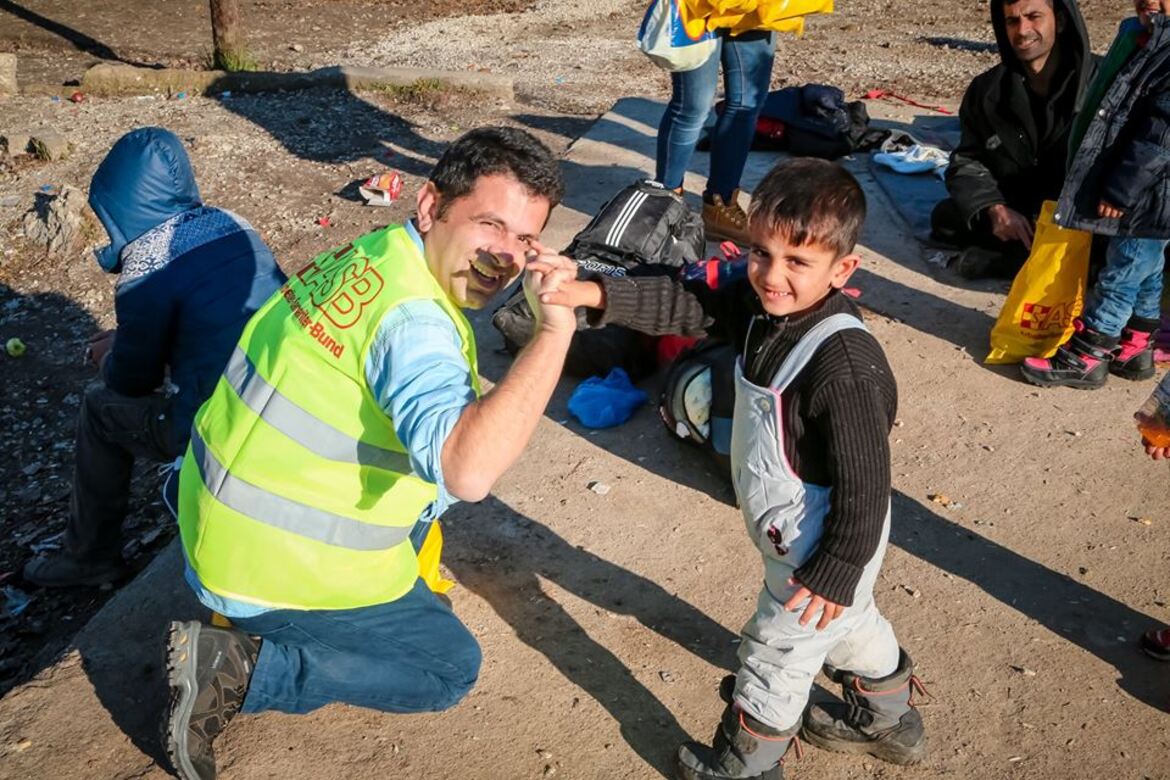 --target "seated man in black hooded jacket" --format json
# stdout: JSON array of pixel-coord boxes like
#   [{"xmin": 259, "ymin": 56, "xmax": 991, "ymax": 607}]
[{"xmin": 932, "ymin": 0, "xmax": 1097, "ymax": 279}]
